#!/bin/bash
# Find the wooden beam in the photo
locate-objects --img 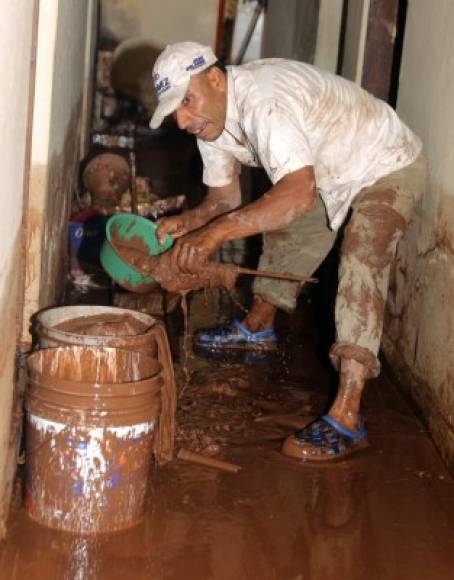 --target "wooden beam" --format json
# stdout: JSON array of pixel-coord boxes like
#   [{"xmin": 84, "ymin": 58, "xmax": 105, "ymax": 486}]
[{"xmin": 361, "ymin": 0, "xmax": 400, "ymax": 102}]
